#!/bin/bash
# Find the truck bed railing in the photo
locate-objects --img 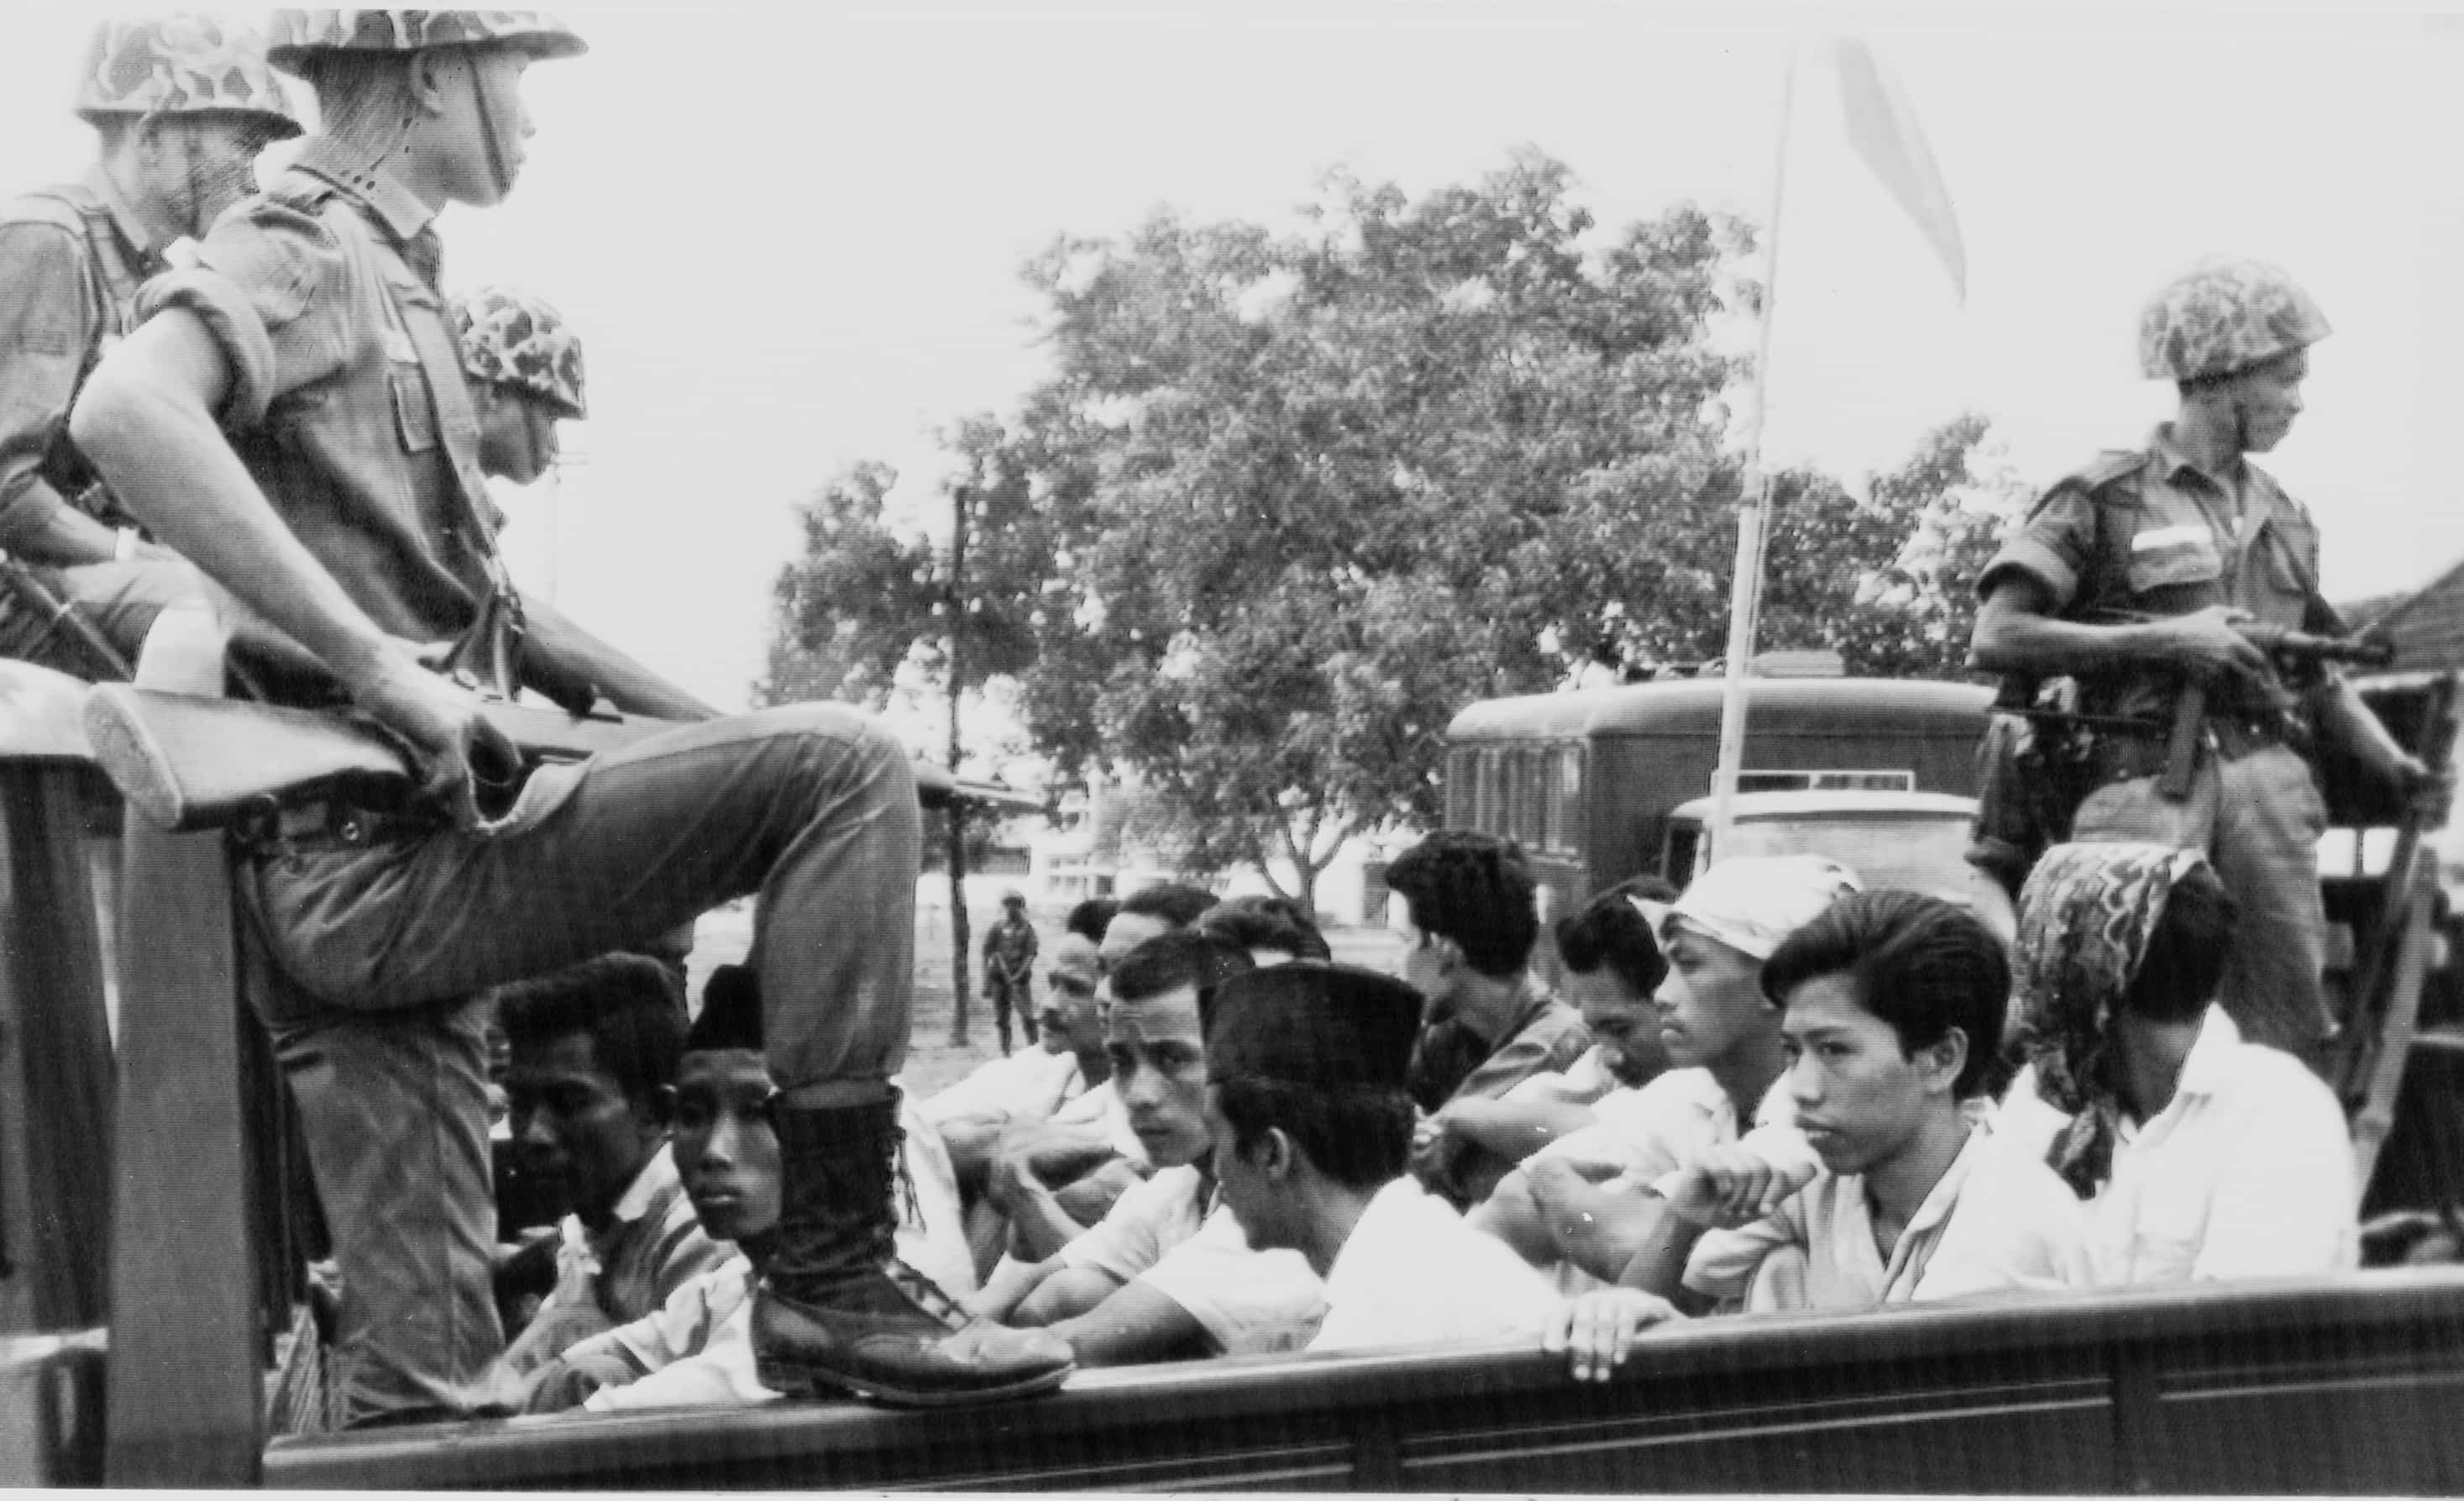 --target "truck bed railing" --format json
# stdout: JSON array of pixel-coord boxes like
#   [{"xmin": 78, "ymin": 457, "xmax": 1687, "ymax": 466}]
[{"xmin": 265, "ymin": 1267, "xmax": 2464, "ymax": 1493}]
